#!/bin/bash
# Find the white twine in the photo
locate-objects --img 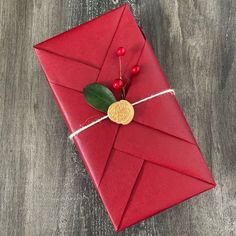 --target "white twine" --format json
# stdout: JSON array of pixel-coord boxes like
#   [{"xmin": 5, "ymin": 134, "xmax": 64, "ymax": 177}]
[{"xmin": 69, "ymin": 89, "xmax": 175, "ymax": 140}]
